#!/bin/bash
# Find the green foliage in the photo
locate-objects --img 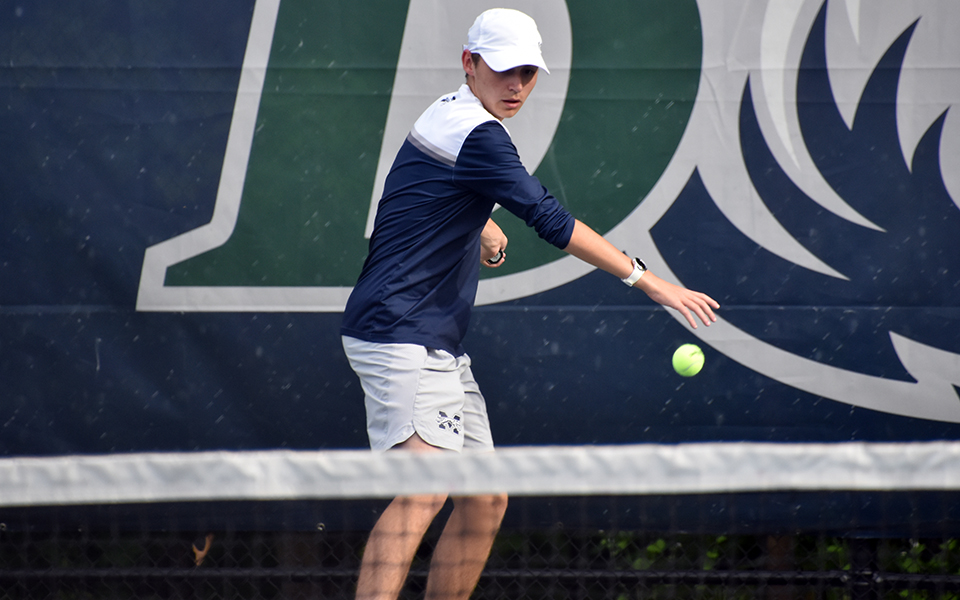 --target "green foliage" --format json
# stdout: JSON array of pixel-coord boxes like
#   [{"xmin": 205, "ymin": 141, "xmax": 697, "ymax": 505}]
[{"xmin": 826, "ymin": 538, "xmax": 851, "ymax": 570}]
